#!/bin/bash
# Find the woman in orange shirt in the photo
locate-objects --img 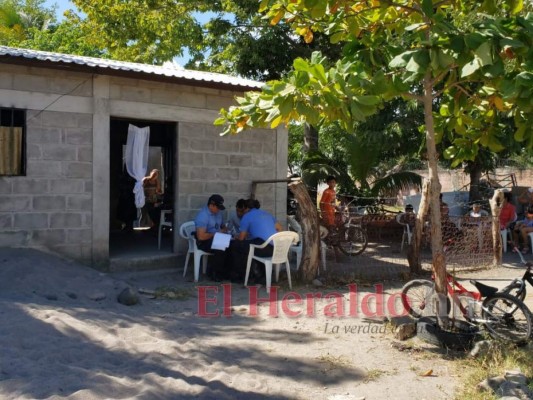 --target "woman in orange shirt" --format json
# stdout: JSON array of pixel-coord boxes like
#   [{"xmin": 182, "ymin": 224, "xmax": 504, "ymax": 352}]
[{"xmin": 320, "ymin": 176, "xmax": 337, "ymax": 227}]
